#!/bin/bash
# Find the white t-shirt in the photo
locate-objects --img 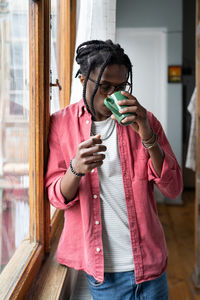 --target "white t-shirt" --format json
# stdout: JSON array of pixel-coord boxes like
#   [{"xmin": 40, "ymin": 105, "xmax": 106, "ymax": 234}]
[{"xmin": 91, "ymin": 117, "xmax": 134, "ymax": 272}]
